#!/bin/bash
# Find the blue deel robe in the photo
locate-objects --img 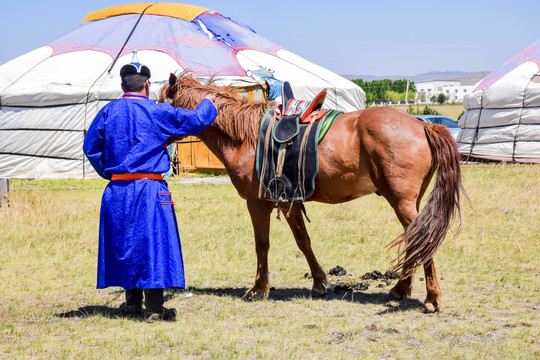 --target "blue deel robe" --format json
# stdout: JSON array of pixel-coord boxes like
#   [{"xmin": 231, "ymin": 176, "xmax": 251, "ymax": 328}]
[{"xmin": 83, "ymin": 92, "xmax": 217, "ymax": 290}]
